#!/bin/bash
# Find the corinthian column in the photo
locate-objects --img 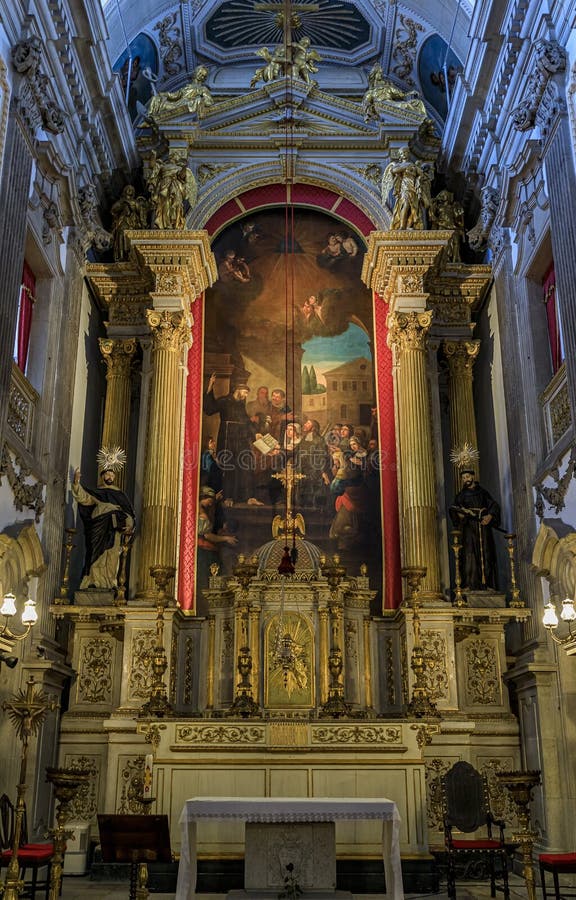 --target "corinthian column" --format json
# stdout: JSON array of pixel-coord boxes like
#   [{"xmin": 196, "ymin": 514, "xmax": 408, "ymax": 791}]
[
  {"xmin": 388, "ymin": 311, "xmax": 441, "ymax": 595},
  {"xmin": 443, "ymin": 340, "xmax": 480, "ymax": 467},
  {"xmin": 137, "ymin": 309, "xmax": 190, "ymax": 596},
  {"xmin": 99, "ymin": 338, "xmax": 137, "ymax": 487}
]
